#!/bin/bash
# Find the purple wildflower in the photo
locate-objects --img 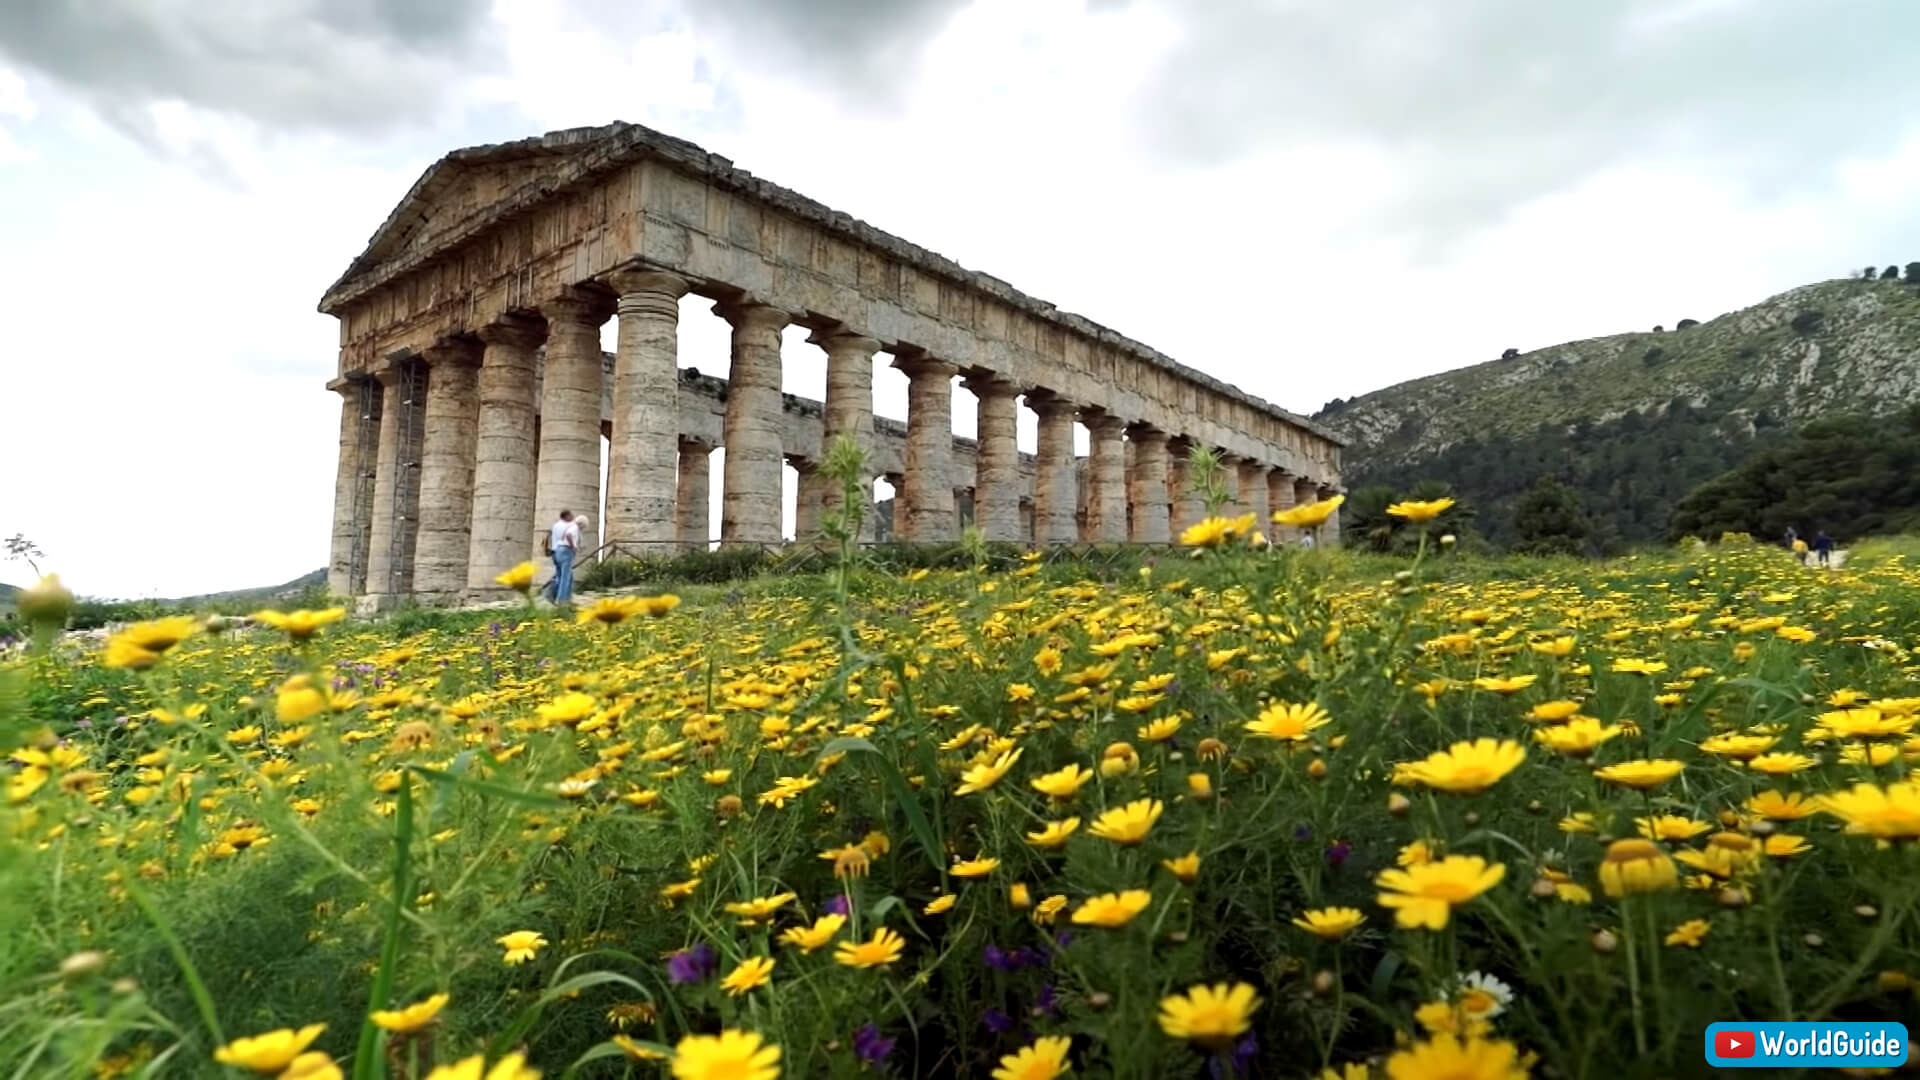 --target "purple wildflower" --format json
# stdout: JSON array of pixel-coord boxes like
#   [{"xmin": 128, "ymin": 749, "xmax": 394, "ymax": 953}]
[
  {"xmin": 74, "ymin": 718, "xmax": 92, "ymax": 730},
  {"xmin": 825, "ymin": 893, "xmax": 852, "ymax": 917},
  {"xmin": 1293, "ymin": 823, "xmax": 1314, "ymax": 842},
  {"xmin": 984, "ymin": 944, "xmax": 1018, "ymax": 972},
  {"xmin": 1032, "ymin": 984, "xmax": 1058, "ymax": 1017},
  {"xmin": 852, "ymin": 1023, "xmax": 896, "ymax": 1065},
  {"xmin": 1325, "ymin": 840, "xmax": 1352, "ymax": 868},
  {"xmin": 667, "ymin": 943, "xmax": 718, "ymax": 985},
  {"xmin": 981, "ymin": 1009, "xmax": 1015, "ymax": 1035}
]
